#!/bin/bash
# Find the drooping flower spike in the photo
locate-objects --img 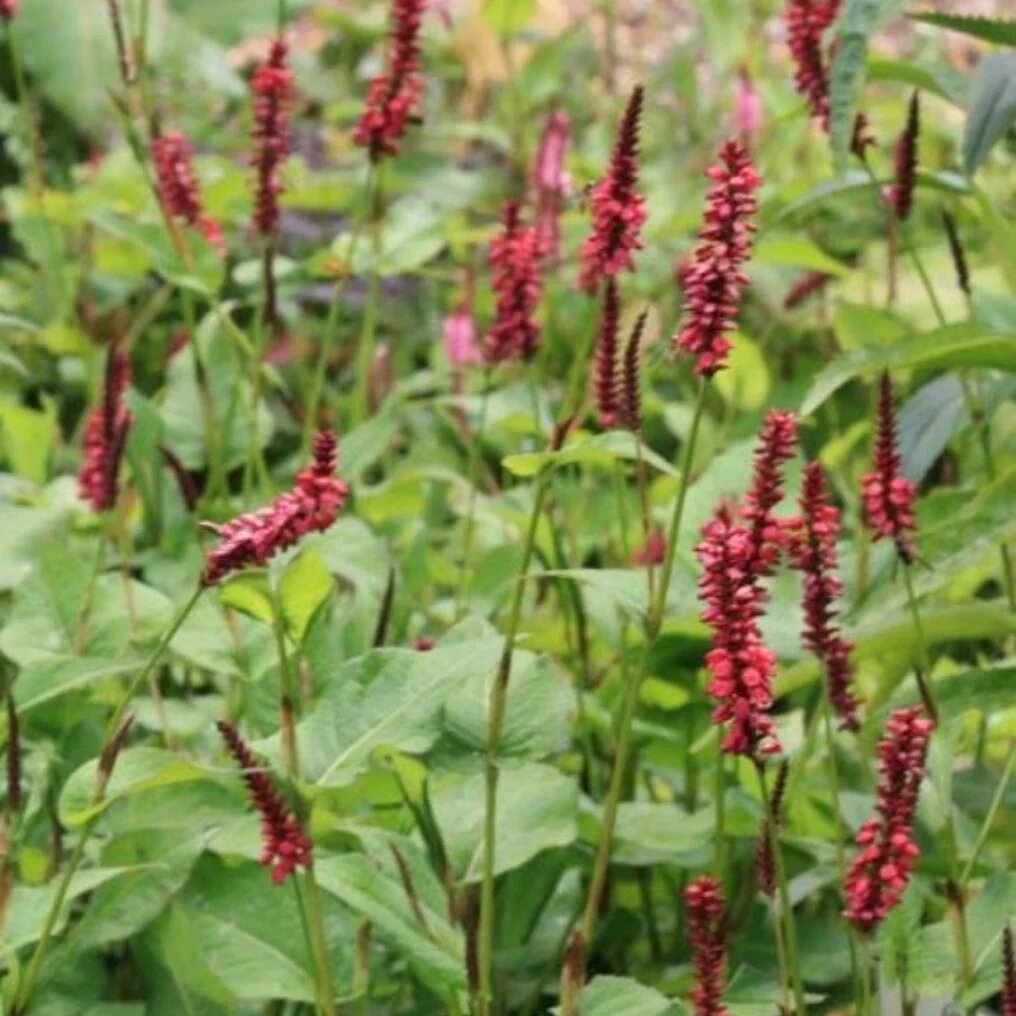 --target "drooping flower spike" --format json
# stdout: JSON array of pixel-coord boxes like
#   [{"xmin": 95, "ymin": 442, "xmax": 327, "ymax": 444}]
[
  {"xmin": 152, "ymin": 131, "xmax": 225, "ymax": 255},
  {"xmin": 593, "ymin": 279, "xmax": 621, "ymax": 427},
  {"xmin": 354, "ymin": 0, "xmax": 426, "ymax": 160},
  {"xmin": 78, "ymin": 346, "xmax": 132, "ymax": 513},
  {"xmin": 783, "ymin": 269, "xmax": 831, "ymax": 309},
  {"xmin": 216, "ymin": 721, "xmax": 312, "ymax": 884},
  {"xmin": 844, "ymin": 706, "xmax": 932, "ymax": 933},
  {"xmin": 861, "ymin": 372, "xmax": 917, "ymax": 564},
  {"xmin": 532, "ymin": 109, "xmax": 571, "ymax": 261},
  {"xmin": 578, "ymin": 84, "xmax": 646, "ymax": 293},
  {"xmin": 675, "ymin": 140, "xmax": 761, "ymax": 376},
  {"xmin": 202, "ymin": 431, "xmax": 348, "ymax": 585},
  {"xmin": 251, "ymin": 39, "xmax": 294, "ymax": 236},
  {"xmin": 483, "ymin": 200, "xmax": 543, "ymax": 364},
  {"xmin": 787, "ymin": 462, "xmax": 860, "ymax": 729},
  {"xmin": 685, "ymin": 876, "xmax": 730, "ymax": 1016},
  {"xmin": 887, "ymin": 91, "xmax": 919, "ymax": 222}
]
